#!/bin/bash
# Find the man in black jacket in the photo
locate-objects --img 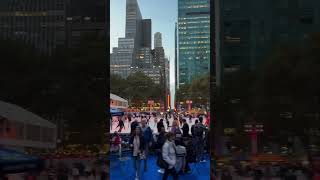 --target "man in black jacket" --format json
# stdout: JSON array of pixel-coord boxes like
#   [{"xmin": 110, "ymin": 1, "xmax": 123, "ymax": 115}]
[{"xmin": 181, "ymin": 119, "xmax": 189, "ymax": 137}]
